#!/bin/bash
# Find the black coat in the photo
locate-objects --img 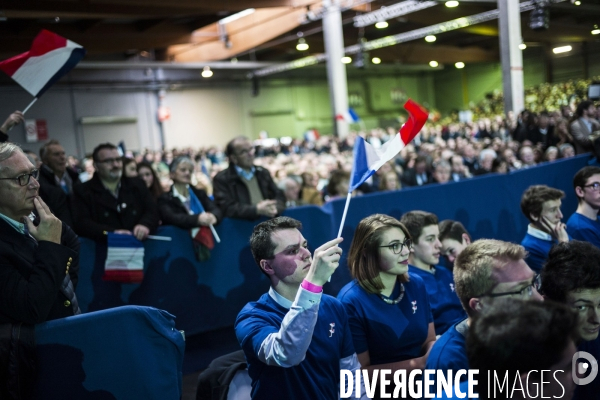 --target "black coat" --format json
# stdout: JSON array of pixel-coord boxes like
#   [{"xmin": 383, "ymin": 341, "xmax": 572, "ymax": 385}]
[
  {"xmin": 38, "ymin": 164, "xmax": 80, "ymax": 228},
  {"xmin": 213, "ymin": 163, "xmax": 285, "ymax": 220},
  {"xmin": 72, "ymin": 175, "xmax": 159, "ymax": 242},
  {"xmin": 157, "ymin": 186, "xmax": 223, "ymax": 229},
  {"xmin": 0, "ymin": 219, "xmax": 79, "ymax": 325}
]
